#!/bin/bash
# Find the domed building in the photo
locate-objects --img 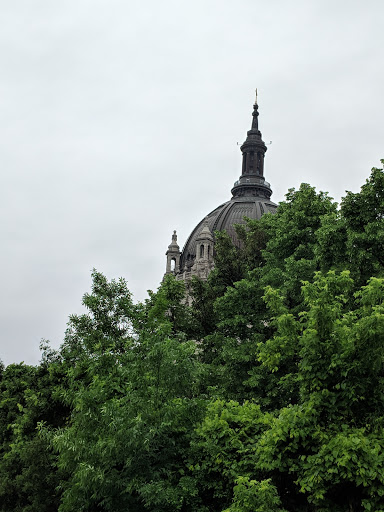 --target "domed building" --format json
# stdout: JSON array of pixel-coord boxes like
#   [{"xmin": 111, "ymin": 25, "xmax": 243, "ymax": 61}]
[{"xmin": 165, "ymin": 95, "xmax": 277, "ymax": 282}]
